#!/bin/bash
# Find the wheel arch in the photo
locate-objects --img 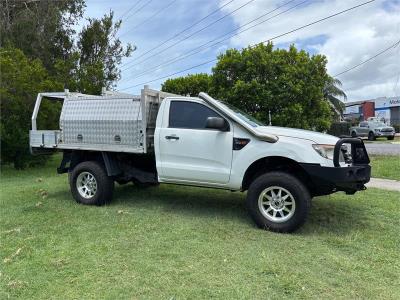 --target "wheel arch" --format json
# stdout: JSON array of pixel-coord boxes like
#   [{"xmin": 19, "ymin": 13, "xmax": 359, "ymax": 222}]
[
  {"xmin": 241, "ymin": 156, "xmax": 312, "ymax": 192},
  {"xmin": 59, "ymin": 150, "xmax": 121, "ymax": 176},
  {"xmin": 69, "ymin": 159, "xmax": 114, "ymax": 205}
]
